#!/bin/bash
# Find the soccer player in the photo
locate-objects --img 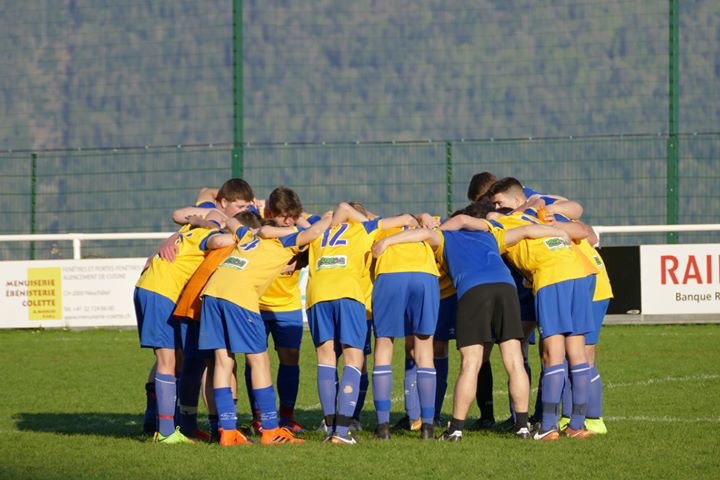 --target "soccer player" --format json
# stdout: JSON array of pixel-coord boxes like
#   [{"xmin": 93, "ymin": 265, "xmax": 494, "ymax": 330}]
[
  {"xmin": 488, "ymin": 177, "xmax": 597, "ymax": 440},
  {"xmin": 134, "ymin": 212, "xmax": 235, "ymax": 444},
  {"xmin": 243, "ymin": 191, "xmax": 316, "ymax": 434},
  {"xmin": 371, "ymin": 215, "xmax": 441, "ymax": 440},
  {"xmin": 198, "ymin": 196, "xmax": 331, "ymax": 447},
  {"xmin": 305, "ymin": 202, "xmax": 416, "ymax": 445},
  {"xmin": 373, "ymin": 204, "xmax": 570, "ymax": 441},
  {"xmin": 141, "ymin": 178, "xmax": 257, "ymax": 437}
]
